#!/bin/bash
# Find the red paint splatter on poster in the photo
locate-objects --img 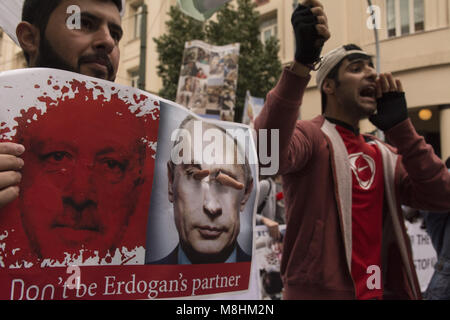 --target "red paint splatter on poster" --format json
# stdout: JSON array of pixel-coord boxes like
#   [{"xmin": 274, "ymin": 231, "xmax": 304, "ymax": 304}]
[{"xmin": 1, "ymin": 78, "xmax": 159, "ymax": 267}]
